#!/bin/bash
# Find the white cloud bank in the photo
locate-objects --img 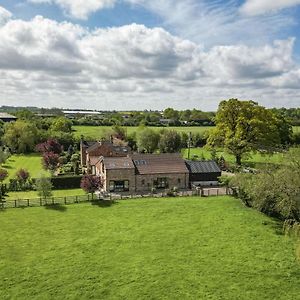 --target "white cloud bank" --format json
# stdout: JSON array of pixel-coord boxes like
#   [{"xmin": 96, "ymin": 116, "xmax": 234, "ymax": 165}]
[
  {"xmin": 240, "ymin": 0, "xmax": 300, "ymax": 16},
  {"xmin": 29, "ymin": 0, "xmax": 116, "ymax": 19},
  {"xmin": 0, "ymin": 10, "xmax": 299, "ymax": 109}
]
